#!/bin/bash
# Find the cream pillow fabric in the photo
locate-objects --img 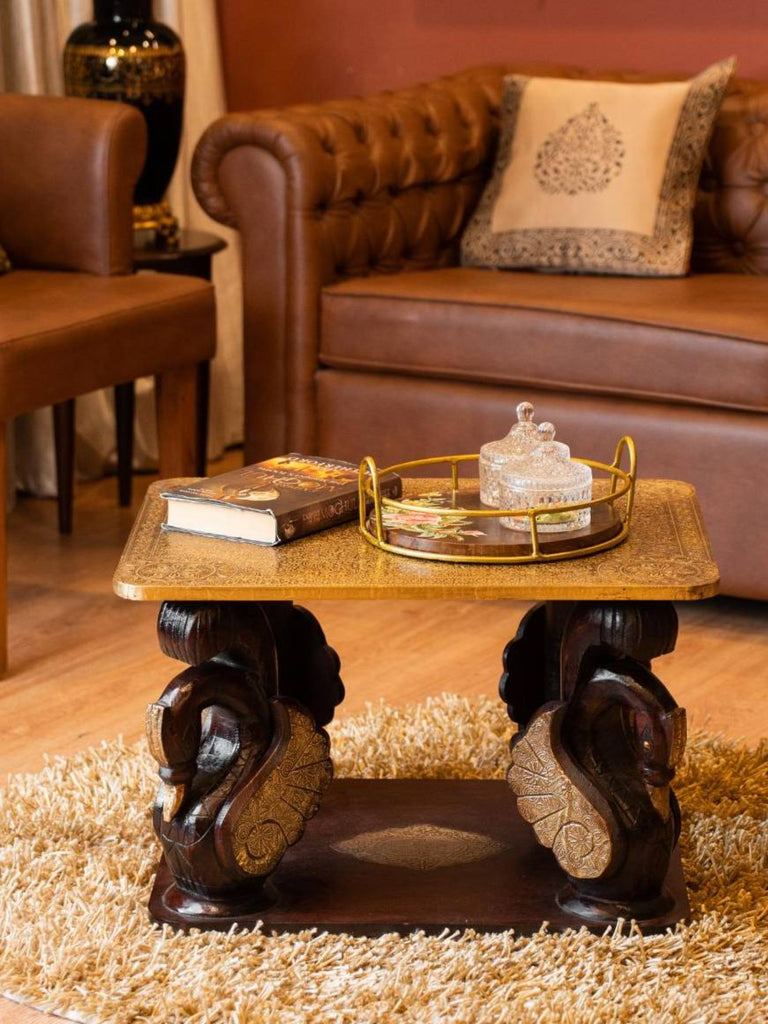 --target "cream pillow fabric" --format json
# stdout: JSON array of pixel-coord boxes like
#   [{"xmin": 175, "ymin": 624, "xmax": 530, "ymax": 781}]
[{"xmin": 461, "ymin": 59, "xmax": 735, "ymax": 276}]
